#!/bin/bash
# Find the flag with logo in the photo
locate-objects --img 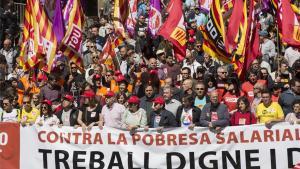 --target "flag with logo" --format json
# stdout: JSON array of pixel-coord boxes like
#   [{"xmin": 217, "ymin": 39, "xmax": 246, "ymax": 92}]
[
  {"xmin": 158, "ymin": 0, "xmax": 186, "ymax": 61},
  {"xmin": 148, "ymin": 0, "xmax": 162, "ymax": 37},
  {"xmin": 126, "ymin": 0, "xmax": 138, "ymax": 36},
  {"xmin": 60, "ymin": 0, "xmax": 84, "ymax": 68},
  {"xmin": 19, "ymin": 0, "xmax": 57, "ymax": 73},
  {"xmin": 201, "ymin": 0, "xmax": 230, "ymax": 63},
  {"xmin": 281, "ymin": 0, "xmax": 300, "ymax": 47}
]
